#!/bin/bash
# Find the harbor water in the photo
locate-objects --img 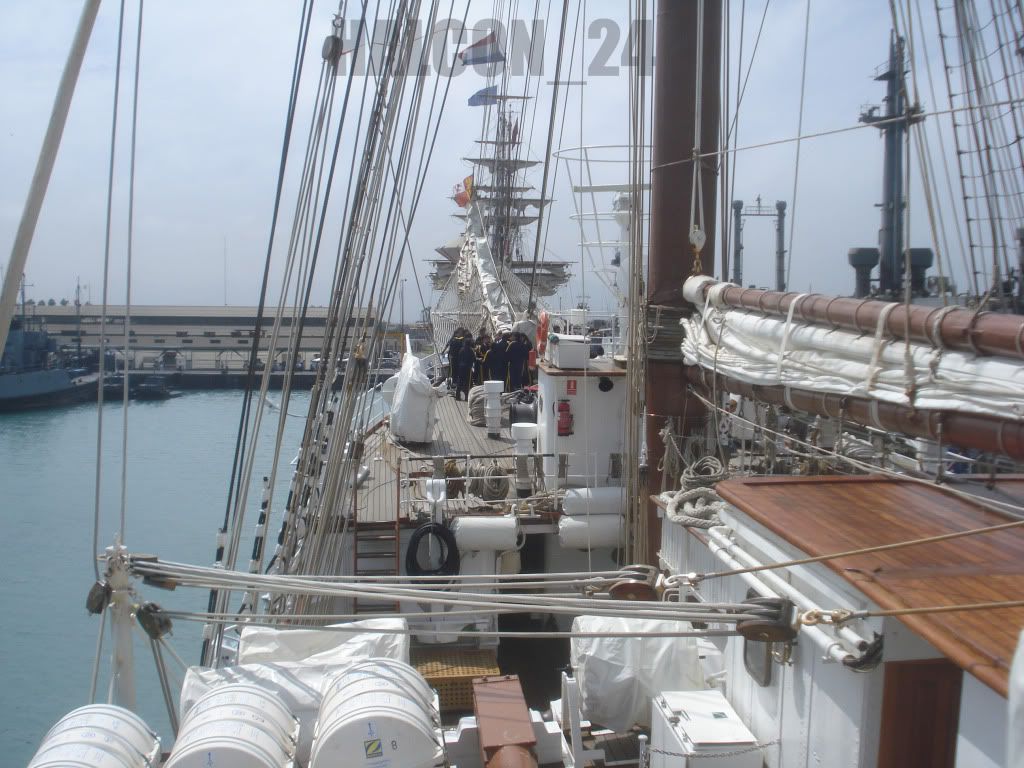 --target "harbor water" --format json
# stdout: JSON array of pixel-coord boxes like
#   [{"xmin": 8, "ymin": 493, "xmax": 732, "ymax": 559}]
[{"xmin": 0, "ymin": 390, "xmax": 309, "ymax": 765}]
